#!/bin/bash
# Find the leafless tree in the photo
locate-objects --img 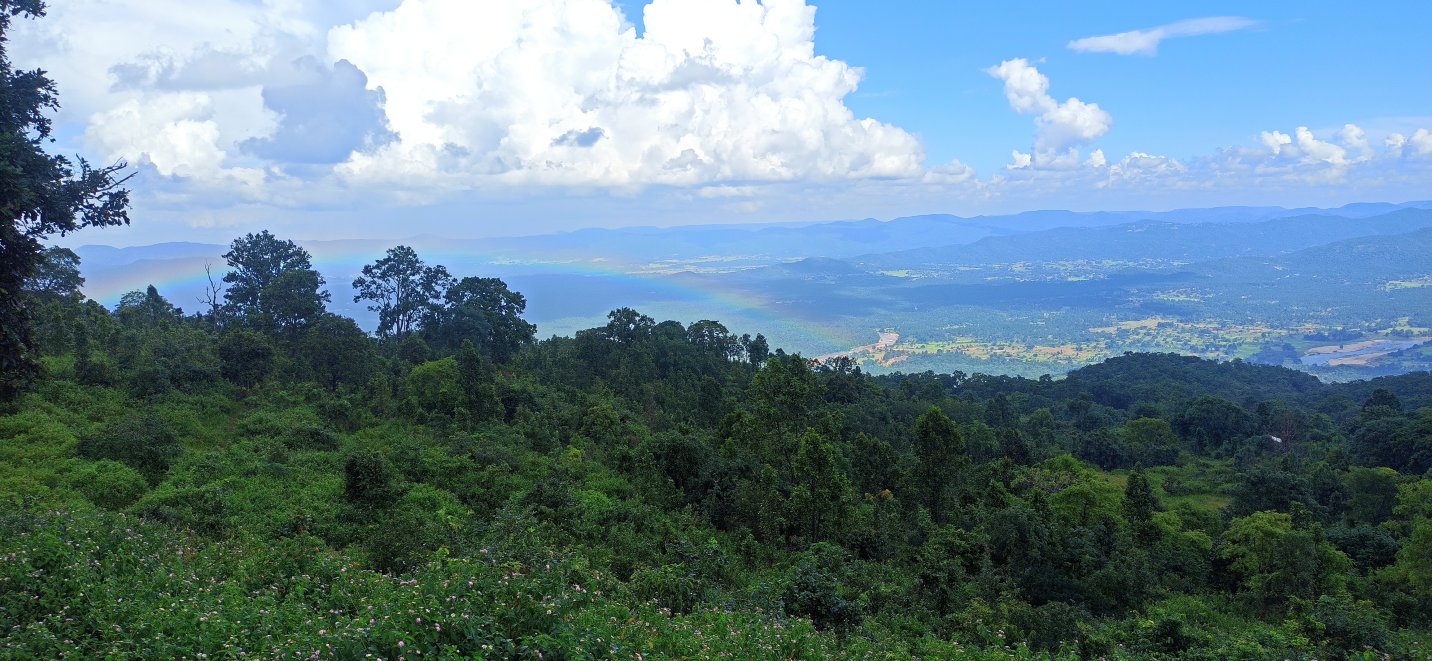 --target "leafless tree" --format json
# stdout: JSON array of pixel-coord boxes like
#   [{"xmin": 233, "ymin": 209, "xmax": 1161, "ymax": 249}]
[{"xmin": 201, "ymin": 261, "xmax": 226, "ymax": 328}]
